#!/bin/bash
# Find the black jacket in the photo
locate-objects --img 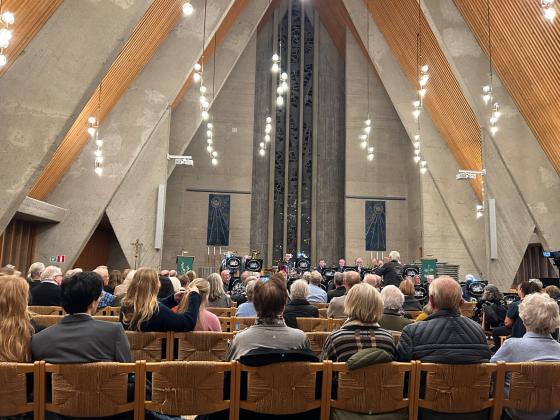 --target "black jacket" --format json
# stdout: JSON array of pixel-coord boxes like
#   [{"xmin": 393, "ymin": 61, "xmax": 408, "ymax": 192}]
[
  {"xmin": 403, "ymin": 295, "xmax": 423, "ymax": 311},
  {"xmin": 157, "ymin": 276, "xmax": 175, "ymax": 299},
  {"xmin": 327, "ymin": 286, "xmax": 345, "ymax": 303},
  {"xmin": 283, "ymin": 298, "xmax": 320, "ymax": 328},
  {"xmin": 397, "ymin": 309, "xmax": 491, "ymax": 363},
  {"xmin": 373, "ymin": 260, "xmax": 403, "ymax": 287},
  {"xmin": 30, "ymin": 282, "xmax": 61, "ymax": 306}
]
